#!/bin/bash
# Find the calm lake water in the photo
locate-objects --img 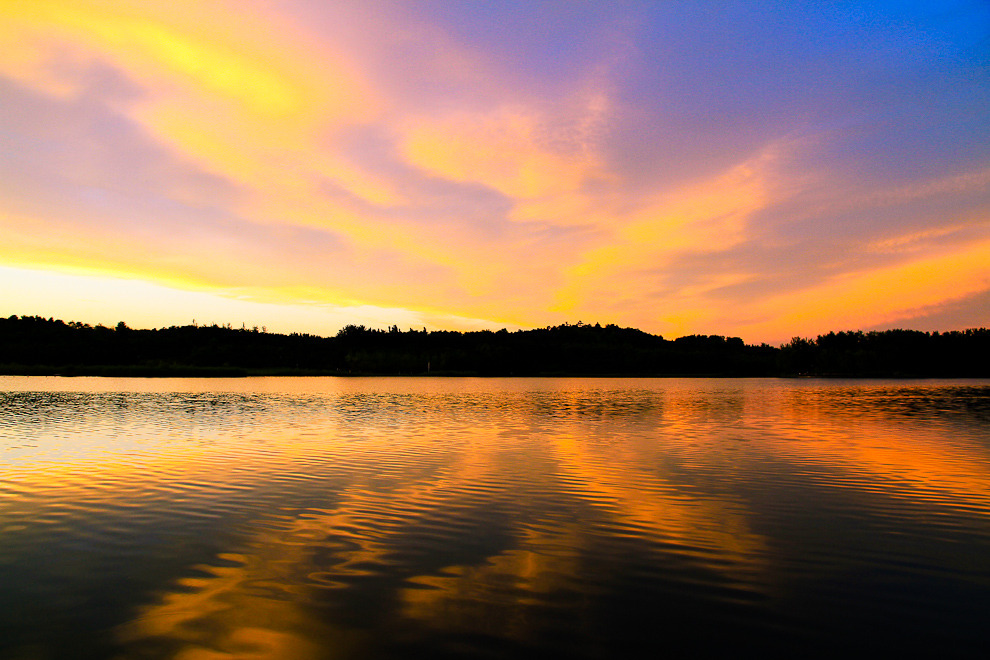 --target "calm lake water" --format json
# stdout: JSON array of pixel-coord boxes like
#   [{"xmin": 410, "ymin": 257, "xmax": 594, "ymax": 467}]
[{"xmin": 1, "ymin": 376, "xmax": 989, "ymax": 659}]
